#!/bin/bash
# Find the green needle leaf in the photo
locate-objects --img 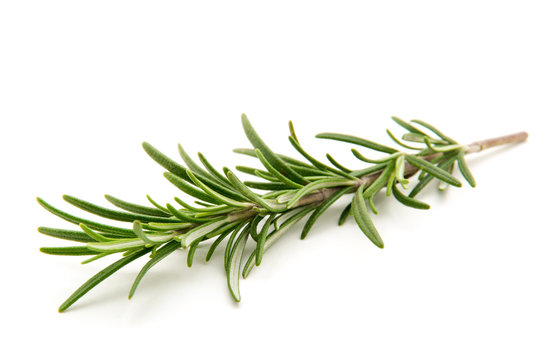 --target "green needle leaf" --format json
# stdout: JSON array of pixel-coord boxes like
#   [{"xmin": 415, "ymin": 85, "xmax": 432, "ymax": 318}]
[
  {"xmin": 368, "ymin": 196, "xmax": 379, "ymax": 215},
  {"xmin": 224, "ymin": 222, "xmax": 246, "ymax": 272},
  {"xmin": 395, "ymin": 155, "xmax": 406, "ymax": 182},
  {"xmin": 40, "ymin": 247, "xmax": 101, "ymax": 256},
  {"xmin": 234, "ymin": 148, "xmax": 321, "ymax": 171},
  {"xmin": 316, "ymin": 132, "xmax": 397, "ymax": 154},
  {"xmin": 410, "ymin": 120, "xmax": 456, "ymax": 143},
  {"xmin": 386, "ymin": 171, "xmax": 396, "ymax": 197},
  {"xmin": 129, "ymin": 241, "xmax": 180, "ymax": 299},
  {"xmin": 198, "ymin": 152, "xmax": 233, "ymax": 185},
  {"xmin": 249, "ymin": 214, "xmax": 264, "ymax": 240},
  {"xmin": 204, "ymin": 219, "xmax": 241, "ymax": 239},
  {"xmin": 256, "ymin": 215, "xmax": 275, "ymax": 266},
  {"xmin": 146, "ymin": 195, "xmax": 171, "ymax": 213},
  {"xmin": 37, "ymin": 197, "xmax": 135, "ymax": 237},
  {"xmin": 226, "ymin": 170, "xmax": 285, "ymax": 212},
  {"xmin": 174, "ymin": 197, "xmax": 230, "ymax": 214},
  {"xmin": 405, "ymin": 155, "xmax": 462, "ymax": 187},
  {"xmin": 392, "ymin": 184, "xmax": 430, "ymax": 210},
  {"xmin": 163, "ymin": 172, "xmax": 222, "ymax": 205},
  {"xmin": 351, "ymin": 148, "xmax": 399, "ymax": 164},
  {"xmin": 133, "ymin": 221, "xmax": 174, "ymax": 245},
  {"xmin": 59, "ymin": 247, "xmax": 152, "ymax": 312},
  {"xmin": 438, "ymin": 161, "xmax": 455, "ymax": 191},
  {"xmin": 409, "ymin": 155, "xmax": 457, "ymax": 197},
  {"xmin": 142, "ymin": 142, "xmax": 191, "ymax": 181},
  {"xmin": 187, "ymin": 167, "xmax": 249, "ymax": 202},
  {"xmin": 80, "ymin": 224, "xmax": 125, "ymax": 242},
  {"xmin": 391, "ymin": 116, "xmax": 428, "ymax": 136},
  {"xmin": 286, "ymin": 178, "xmax": 356, "ymax": 209},
  {"xmin": 227, "ymin": 225, "xmax": 250, "ymax": 302},
  {"xmin": 104, "ymin": 195, "xmax": 171, "ymax": 217},
  {"xmin": 352, "ymin": 185, "xmax": 384, "ymax": 248},
  {"xmin": 235, "ymin": 165, "xmax": 273, "ymax": 178},
  {"xmin": 179, "ymin": 217, "xmax": 230, "ymax": 248},
  {"xmin": 457, "ymin": 151, "xmax": 476, "ymax": 187},
  {"xmin": 402, "ymin": 133, "xmax": 449, "ymax": 145},
  {"xmin": 242, "ymin": 206, "xmax": 315, "ymax": 278},
  {"xmin": 186, "ymin": 170, "xmax": 250, "ymax": 208},
  {"xmin": 38, "ymin": 227, "xmax": 97, "ymax": 243},
  {"xmin": 63, "ymin": 195, "xmax": 179, "ymax": 223},
  {"xmin": 301, "ymin": 187, "xmax": 352, "ymax": 239},
  {"xmin": 81, "ymin": 253, "xmax": 111, "ymax": 264},
  {"xmin": 350, "ymin": 162, "xmax": 388, "ymax": 178},
  {"xmin": 288, "ymin": 135, "xmax": 359, "ymax": 180},
  {"xmin": 243, "ymin": 181, "xmax": 293, "ymax": 191},
  {"xmin": 394, "ymin": 154, "xmax": 409, "ymax": 189},
  {"xmin": 408, "ymin": 173, "xmax": 433, "ymax": 198},
  {"xmin": 178, "ymin": 144, "xmax": 219, "ymax": 184},
  {"xmin": 87, "ymin": 238, "xmax": 146, "ymax": 252},
  {"xmin": 386, "ymin": 129, "xmax": 422, "ymax": 150},
  {"xmin": 205, "ymin": 231, "xmax": 231, "ymax": 262},
  {"xmin": 178, "ymin": 146, "xmax": 247, "ymax": 202},
  {"xmin": 338, "ymin": 203, "xmax": 352, "ymax": 226},
  {"xmin": 253, "ymin": 169, "xmax": 280, "ymax": 182},
  {"xmin": 362, "ymin": 161, "xmax": 395, "ymax": 198},
  {"xmin": 254, "ymin": 149, "xmax": 305, "ymax": 189},
  {"xmin": 165, "ymin": 203, "xmax": 209, "ymax": 223},
  {"xmin": 288, "ymin": 120, "xmax": 299, "ymax": 143},
  {"xmin": 241, "ymin": 114, "xmax": 307, "ymax": 185},
  {"xmin": 326, "ymin": 153, "xmax": 353, "ymax": 173},
  {"xmin": 187, "ymin": 239, "xmax": 202, "ymax": 268},
  {"xmin": 145, "ymin": 222, "xmax": 192, "ymax": 231}
]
